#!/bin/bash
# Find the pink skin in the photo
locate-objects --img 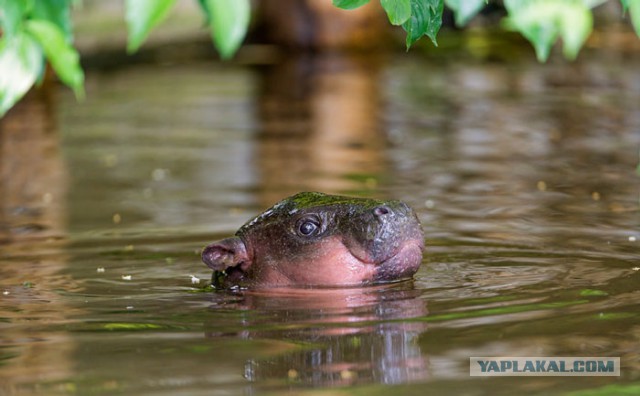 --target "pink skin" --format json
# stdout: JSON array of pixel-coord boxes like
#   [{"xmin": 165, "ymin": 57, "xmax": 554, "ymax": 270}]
[
  {"xmin": 202, "ymin": 192, "xmax": 425, "ymax": 289},
  {"xmin": 204, "ymin": 235, "xmax": 424, "ymax": 289},
  {"xmin": 249, "ymin": 236, "xmax": 378, "ymax": 287},
  {"xmin": 231, "ymin": 283, "xmax": 429, "ymax": 335}
]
